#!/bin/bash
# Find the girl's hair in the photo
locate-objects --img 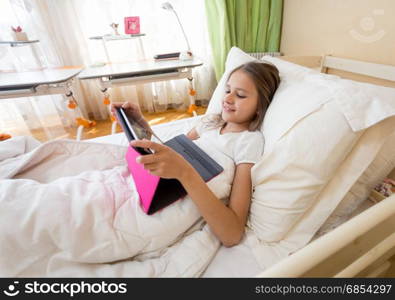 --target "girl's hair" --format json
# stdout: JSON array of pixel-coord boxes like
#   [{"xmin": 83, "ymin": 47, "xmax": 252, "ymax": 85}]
[{"xmin": 203, "ymin": 61, "xmax": 280, "ymax": 131}]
